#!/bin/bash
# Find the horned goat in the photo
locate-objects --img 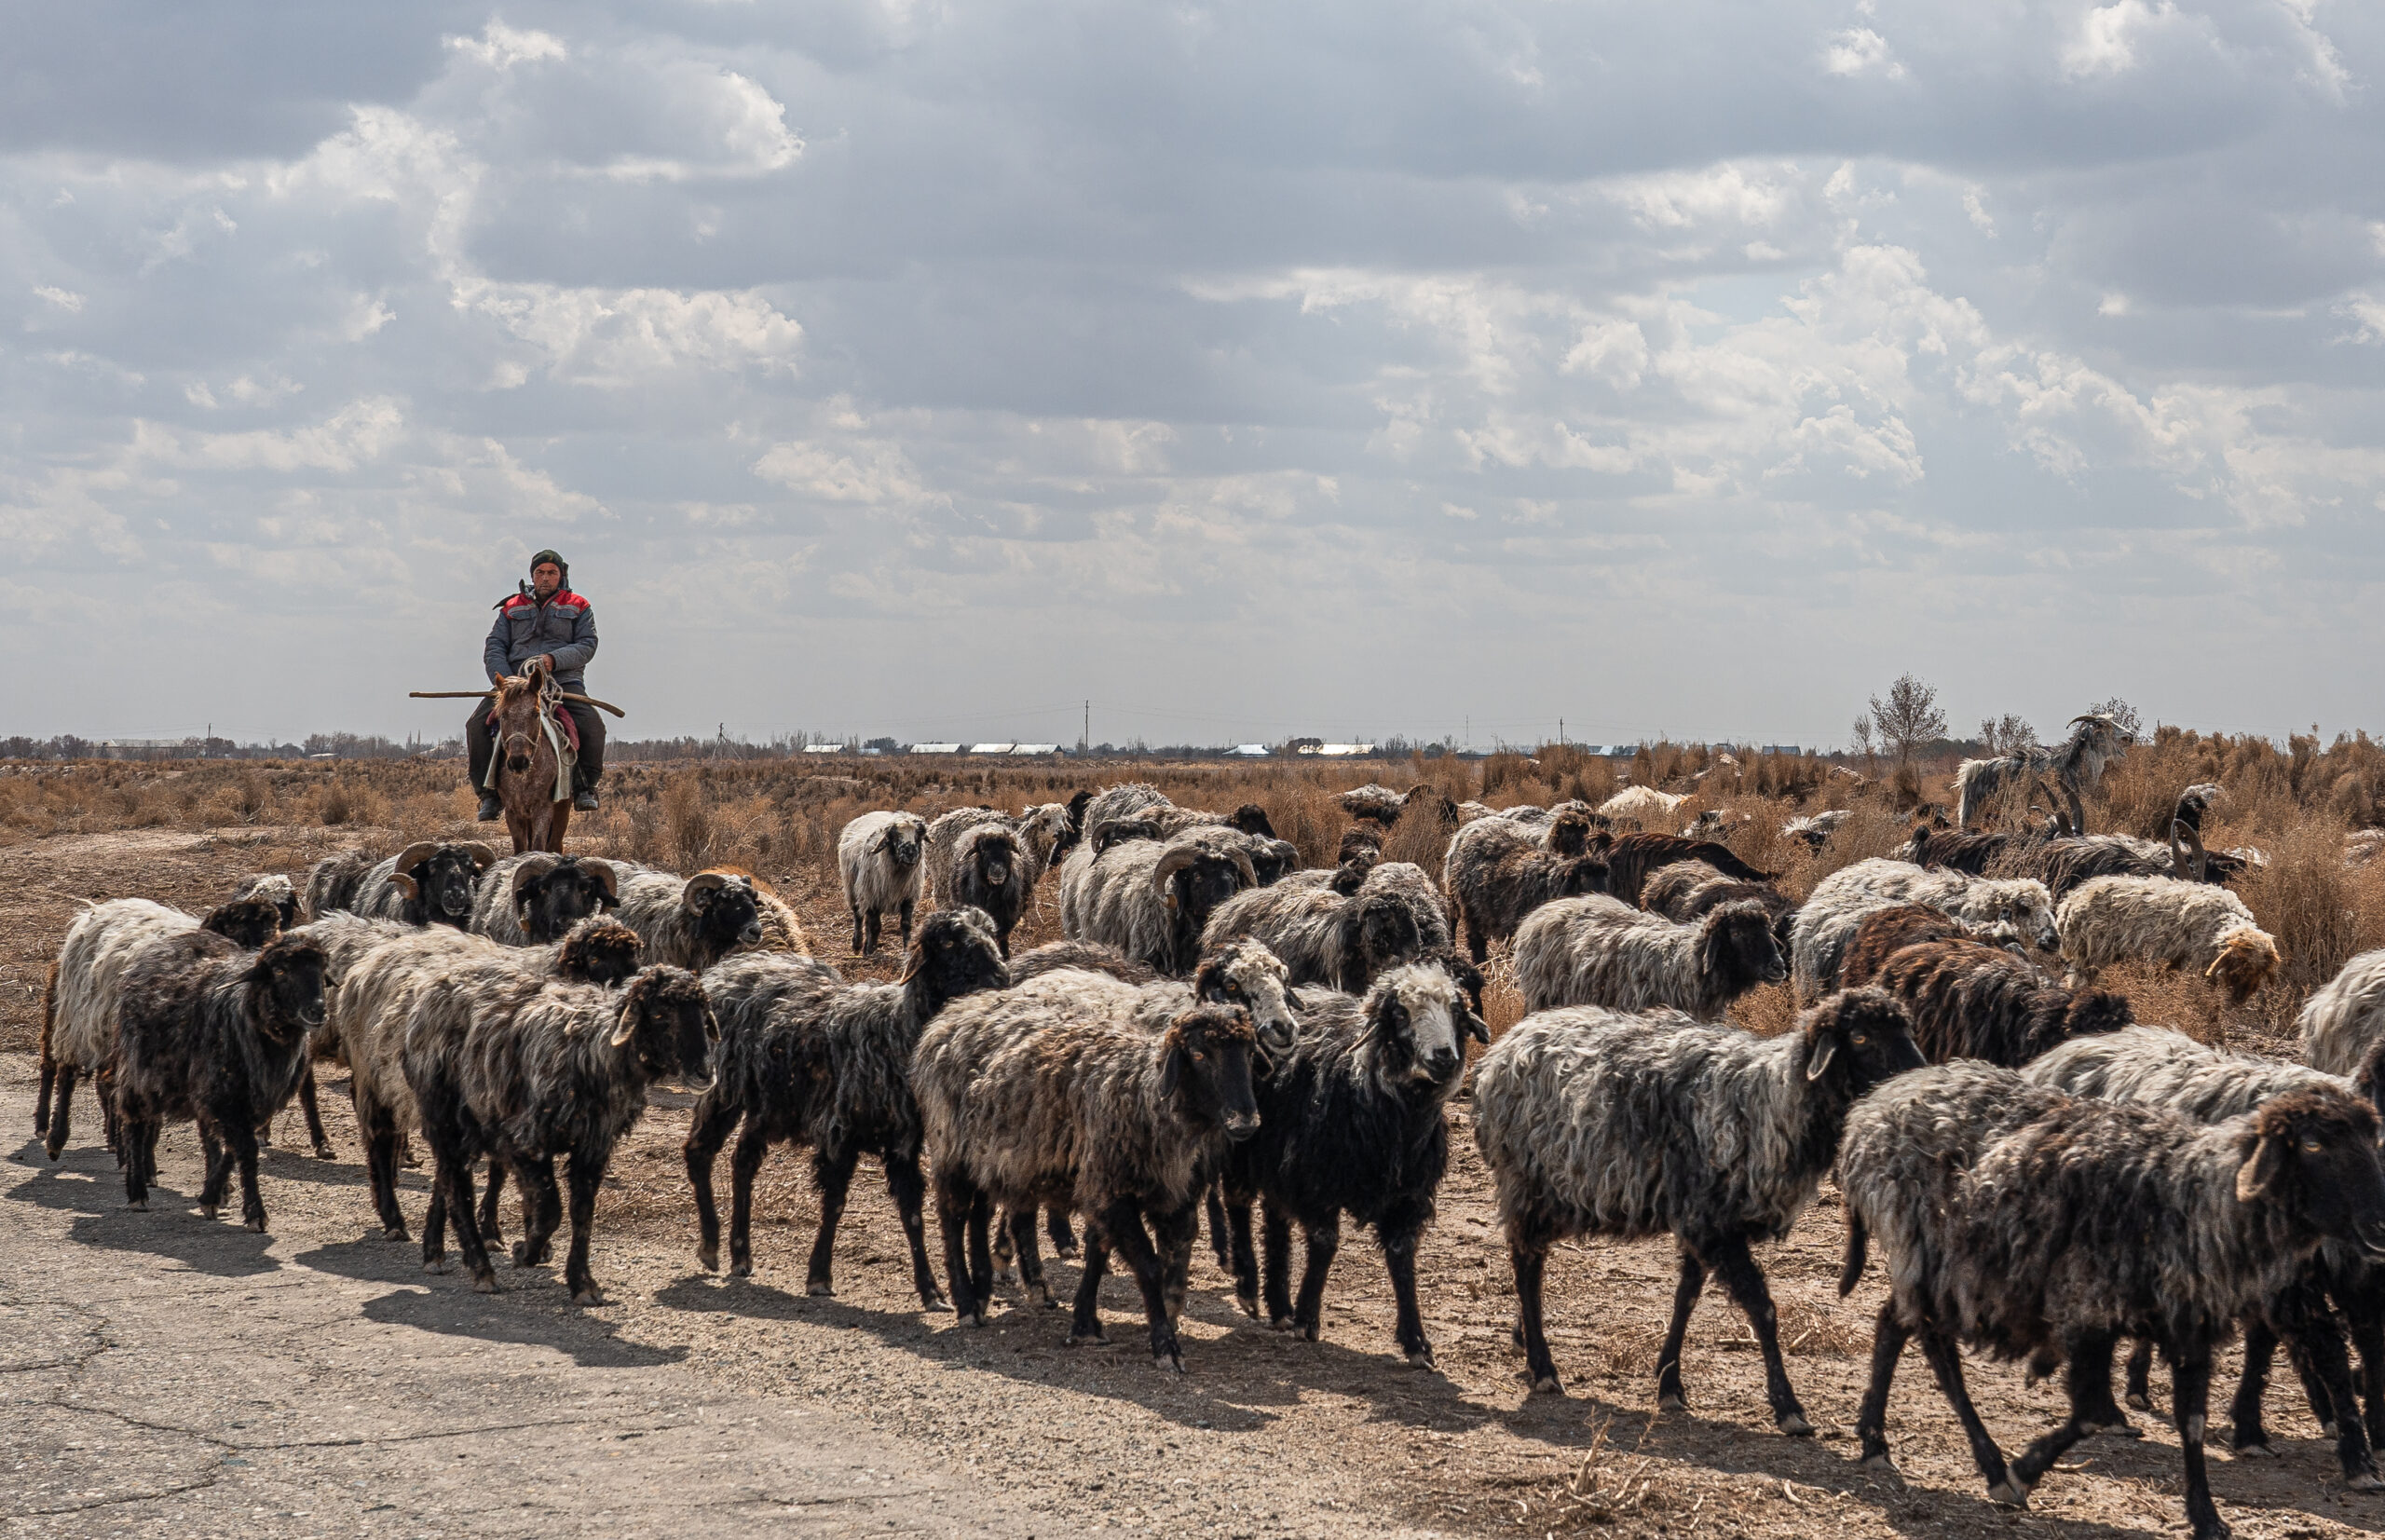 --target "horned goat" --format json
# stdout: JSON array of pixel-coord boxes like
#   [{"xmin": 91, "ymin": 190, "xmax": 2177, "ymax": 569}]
[{"xmin": 303, "ymin": 840, "xmax": 496, "ymax": 928}]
